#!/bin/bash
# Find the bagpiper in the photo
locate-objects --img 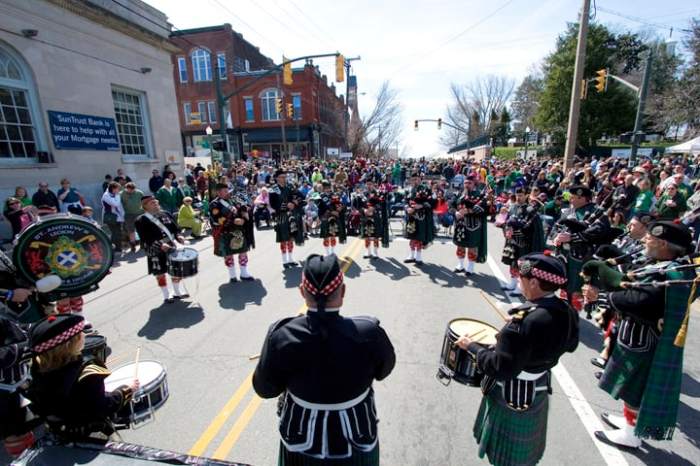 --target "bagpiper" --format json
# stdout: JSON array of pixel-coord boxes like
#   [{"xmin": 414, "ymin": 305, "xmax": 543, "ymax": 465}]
[
  {"xmin": 501, "ymin": 187, "xmax": 545, "ymax": 295},
  {"xmin": 404, "ymin": 173, "xmax": 435, "ymax": 266},
  {"xmin": 357, "ymin": 181, "xmax": 390, "ymax": 259},
  {"xmin": 452, "ymin": 176, "xmax": 488, "ymax": 275},
  {"xmin": 318, "ymin": 180, "xmax": 346, "ymax": 256},
  {"xmin": 210, "ymin": 184, "xmax": 256, "ymax": 283},
  {"xmin": 269, "ymin": 170, "xmax": 306, "ymax": 269}
]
